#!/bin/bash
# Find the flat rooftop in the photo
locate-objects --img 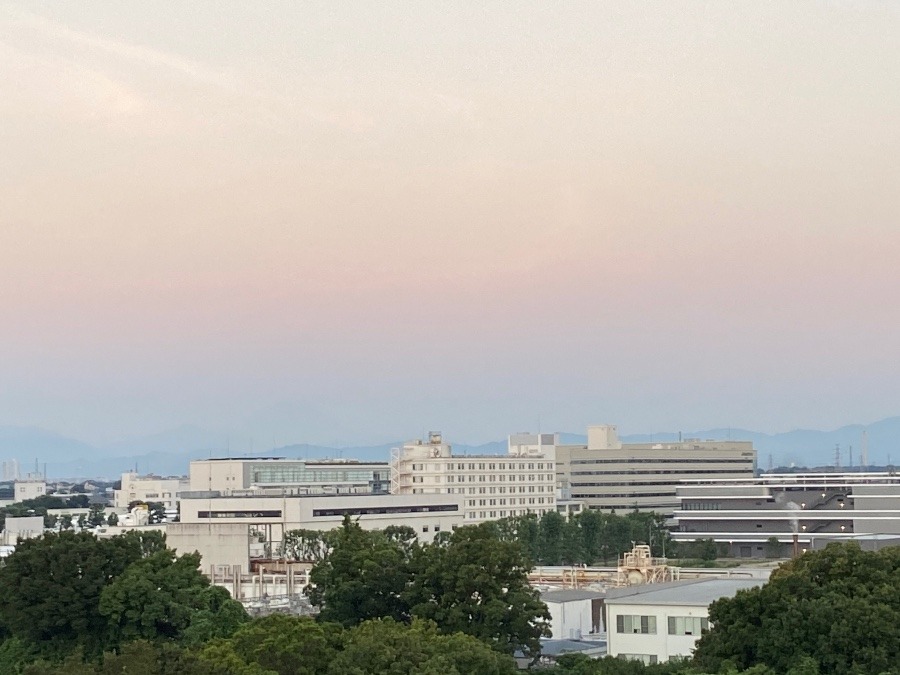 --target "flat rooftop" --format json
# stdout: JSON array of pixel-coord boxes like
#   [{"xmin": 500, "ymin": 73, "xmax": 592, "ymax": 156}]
[{"xmin": 605, "ymin": 578, "xmax": 763, "ymax": 606}]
